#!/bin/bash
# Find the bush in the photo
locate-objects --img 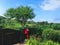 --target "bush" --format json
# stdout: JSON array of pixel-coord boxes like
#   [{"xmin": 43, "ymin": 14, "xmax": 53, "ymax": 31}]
[
  {"xmin": 26, "ymin": 36, "xmax": 41, "ymax": 45},
  {"xmin": 42, "ymin": 29, "xmax": 54, "ymax": 40},
  {"xmin": 26, "ymin": 36, "xmax": 60, "ymax": 45},
  {"xmin": 53, "ymin": 31, "xmax": 60, "ymax": 42},
  {"xmin": 54, "ymin": 25, "xmax": 60, "ymax": 30},
  {"xmin": 28, "ymin": 27, "xmax": 43, "ymax": 36},
  {"xmin": 42, "ymin": 29, "xmax": 60, "ymax": 42},
  {"xmin": 44, "ymin": 40, "xmax": 60, "ymax": 45}
]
